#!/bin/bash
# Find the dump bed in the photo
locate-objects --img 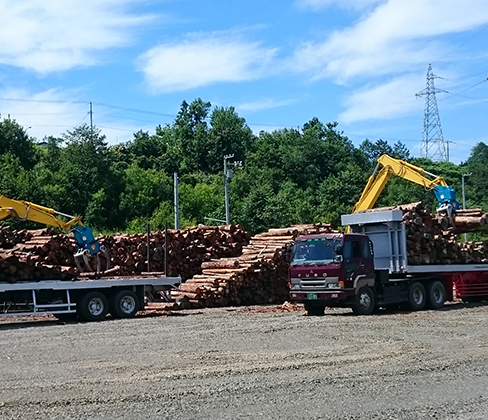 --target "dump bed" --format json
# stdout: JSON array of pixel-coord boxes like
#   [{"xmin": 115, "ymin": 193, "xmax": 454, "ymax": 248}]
[{"xmin": 341, "ymin": 210, "xmax": 488, "ymax": 274}]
